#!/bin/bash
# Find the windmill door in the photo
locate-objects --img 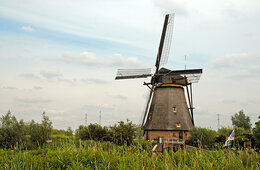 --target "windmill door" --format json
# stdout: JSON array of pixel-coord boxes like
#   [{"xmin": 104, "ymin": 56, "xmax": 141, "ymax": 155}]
[{"xmin": 179, "ymin": 131, "xmax": 183, "ymax": 140}]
